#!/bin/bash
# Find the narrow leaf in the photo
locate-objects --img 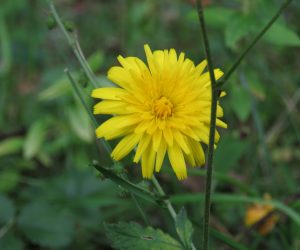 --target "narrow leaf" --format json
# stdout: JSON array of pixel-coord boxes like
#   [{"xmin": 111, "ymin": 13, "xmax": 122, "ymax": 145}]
[
  {"xmin": 105, "ymin": 222, "xmax": 182, "ymax": 250},
  {"xmin": 92, "ymin": 162, "xmax": 165, "ymax": 206},
  {"xmin": 0, "ymin": 137, "xmax": 23, "ymax": 157},
  {"xmin": 264, "ymin": 23, "xmax": 300, "ymax": 46},
  {"xmin": 23, "ymin": 120, "xmax": 48, "ymax": 159},
  {"xmin": 175, "ymin": 208, "xmax": 194, "ymax": 250}
]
